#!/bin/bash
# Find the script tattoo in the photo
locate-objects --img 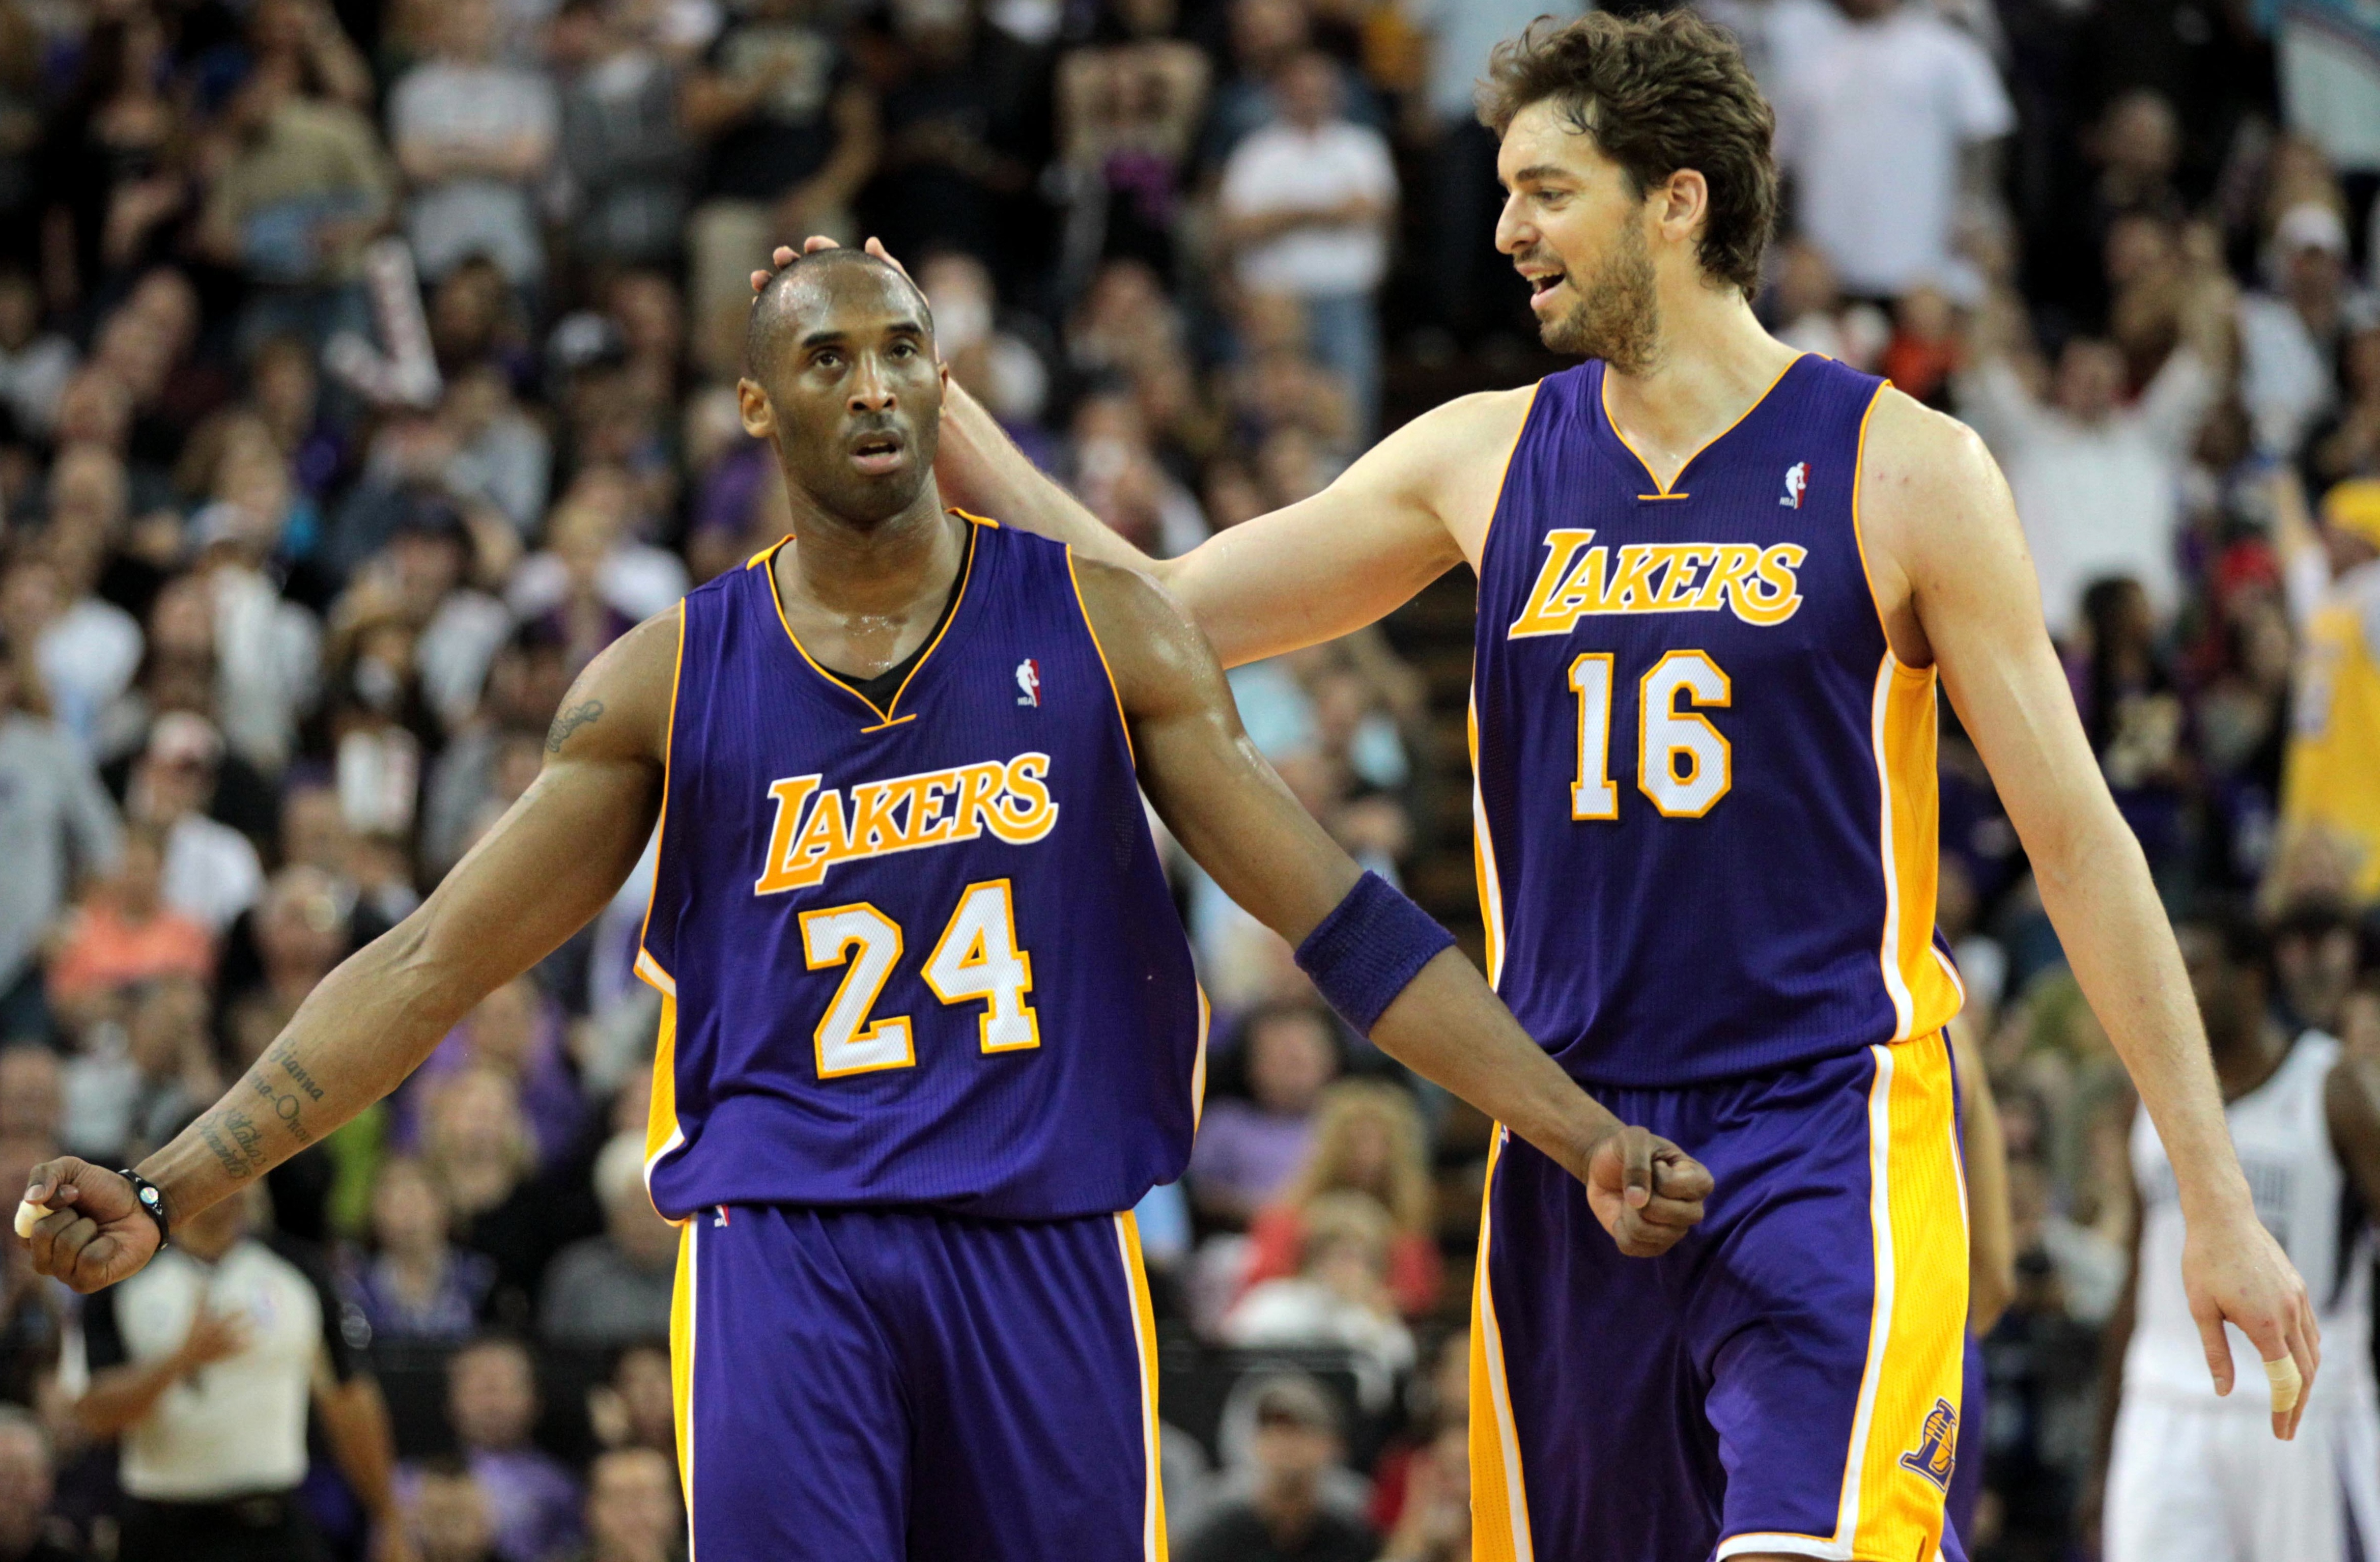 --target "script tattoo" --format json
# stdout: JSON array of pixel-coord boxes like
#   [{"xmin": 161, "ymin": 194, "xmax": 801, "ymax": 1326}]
[
  {"xmin": 546, "ymin": 699, "xmax": 606, "ymax": 753},
  {"xmin": 266, "ymin": 1039, "xmax": 325, "ymax": 1102},
  {"xmin": 222, "ymin": 1107, "xmax": 268, "ymax": 1169},
  {"xmin": 249, "ymin": 1074, "xmax": 313, "ymax": 1146},
  {"xmin": 199, "ymin": 1118, "xmax": 252, "ymax": 1181}
]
